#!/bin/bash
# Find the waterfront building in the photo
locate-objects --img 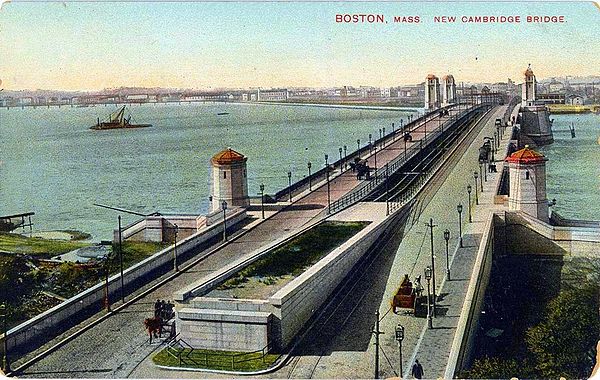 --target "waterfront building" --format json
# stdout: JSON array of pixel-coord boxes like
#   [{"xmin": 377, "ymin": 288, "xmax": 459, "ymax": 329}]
[
  {"xmin": 441, "ymin": 75, "xmax": 457, "ymax": 106},
  {"xmin": 566, "ymin": 94, "xmax": 584, "ymax": 105},
  {"xmin": 424, "ymin": 74, "xmax": 441, "ymax": 110},
  {"xmin": 506, "ymin": 146, "xmax": 549, "ymax": 223},
  {"xmin": 209, "ymin": 147, "xmax": 249, "ymax": 212},
  {"xmin": 257, "ymin": 88, "xmax": 289, "ymax": 101}
]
